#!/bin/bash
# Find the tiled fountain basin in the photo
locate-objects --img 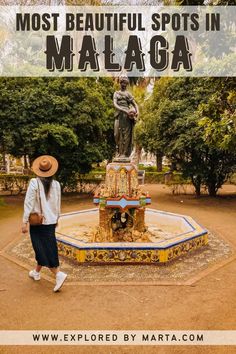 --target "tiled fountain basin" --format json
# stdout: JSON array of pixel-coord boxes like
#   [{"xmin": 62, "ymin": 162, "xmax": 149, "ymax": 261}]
[{"xmin": 56, "ymin": 208, "xmax": 208, "ymax": 264}]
